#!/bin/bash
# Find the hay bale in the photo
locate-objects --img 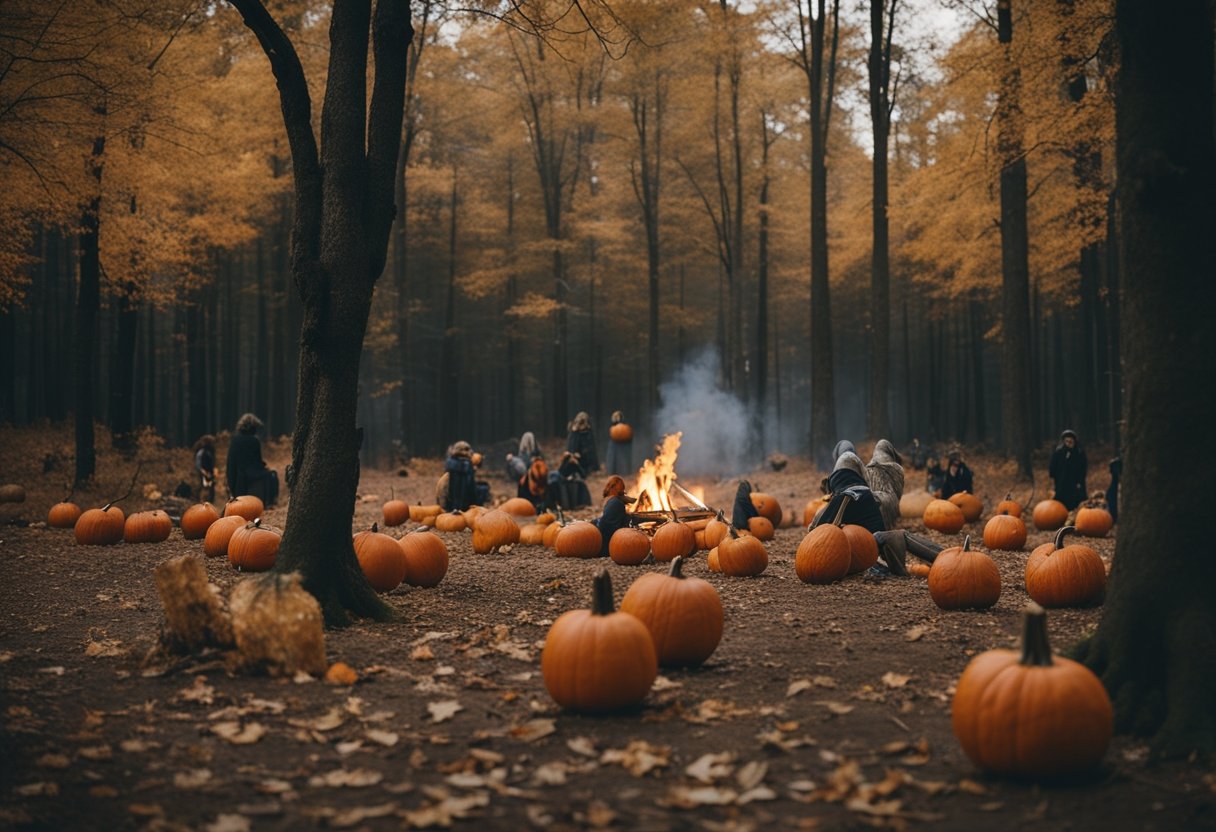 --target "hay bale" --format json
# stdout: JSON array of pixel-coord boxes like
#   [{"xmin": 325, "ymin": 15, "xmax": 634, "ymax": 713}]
[
  {"xmin": 154, "ymin": 555, "xmax": 234, "ymax": 652},
  {"xmin": 229, "ymin": 573, "xmax": 325, "ymax": 676}
]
